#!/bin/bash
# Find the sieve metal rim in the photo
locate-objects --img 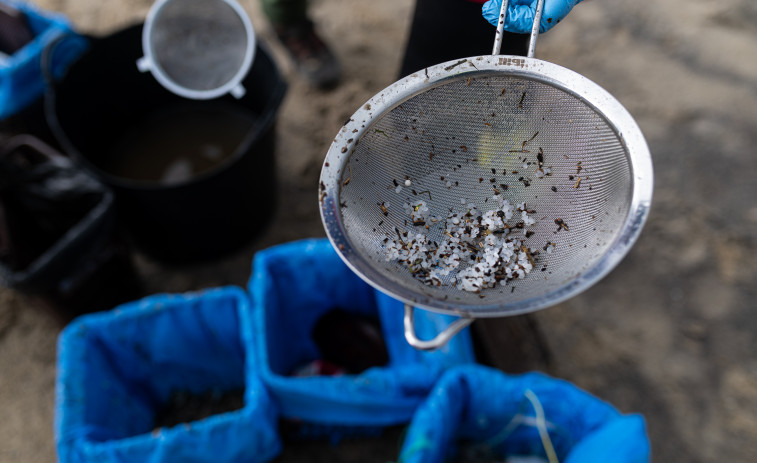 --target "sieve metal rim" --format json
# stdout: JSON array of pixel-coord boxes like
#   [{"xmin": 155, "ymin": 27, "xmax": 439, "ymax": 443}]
[
  {"xmin": 320, "ymin": 54, "xmax": 653, "ymax": 318},
  {"xmin": 138, "ymin": 0, "xmax": 256, "ymax": 100}
]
